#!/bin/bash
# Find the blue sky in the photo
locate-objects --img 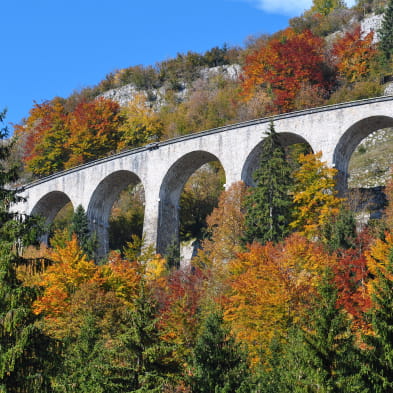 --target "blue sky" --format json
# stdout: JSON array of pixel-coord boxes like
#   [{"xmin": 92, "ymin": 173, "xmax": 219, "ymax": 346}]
[{"xmin": 1, "ymin": 0, "xmax": 355, "ymax": 131}]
